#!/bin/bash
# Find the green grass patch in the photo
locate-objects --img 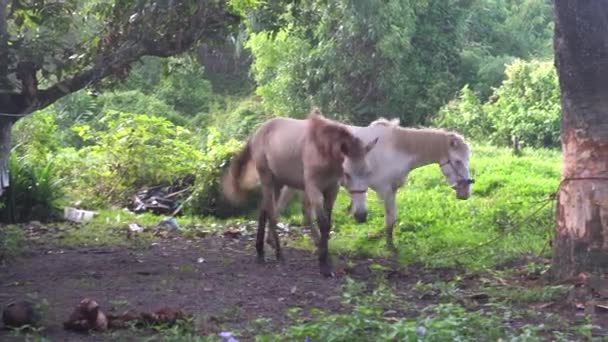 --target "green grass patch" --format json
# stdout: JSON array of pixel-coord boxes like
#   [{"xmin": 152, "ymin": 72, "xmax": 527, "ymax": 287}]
[
  {"xmin": 0, "ymin": 224, "xmax": 27, "ymax": 261},
  {"xmin": 285, "ymin": 144, "xmax": 561, "ymax": 270}
]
